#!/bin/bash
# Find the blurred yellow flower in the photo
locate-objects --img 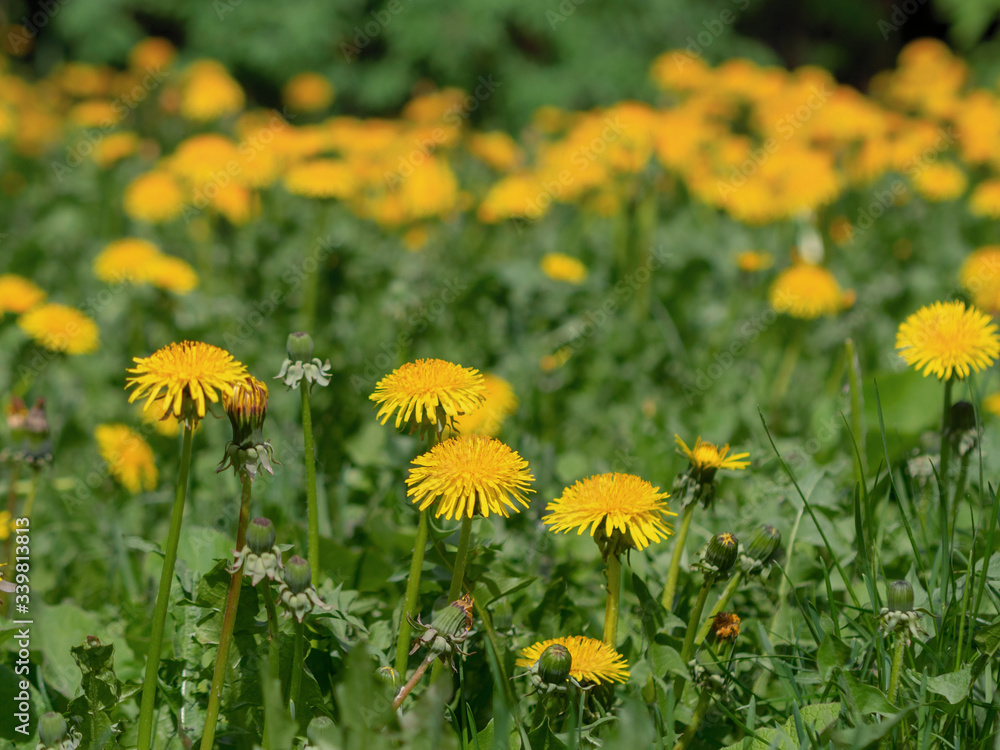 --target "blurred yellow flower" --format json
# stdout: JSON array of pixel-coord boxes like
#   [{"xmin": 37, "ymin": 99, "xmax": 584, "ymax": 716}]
[
  {"xmin": 769, "ymin": 263, "xmax": 852, "ymax": 319},
  {"xmin": 129, "ymin": 37, "xmax": 176, "ymax": 72},
  {"xmin": 95, "ymin": 424, "xmax": 158, "ymax": 493},
  {"xmin": 146, "ymin": 255, "xmax": 199, "ymax": 294},
  {"xmin": 18, "ymin": 303, "xmax": 99, "ymax": 354},
  {"xmin": 911, "ymin": 162, "xmax": 967, "ymax": 202},
  {"xmin": 468, "ymin": 131, "xmax": 523, "ymax": 171},
  {"xmin": 960, "ymin": 246, "xmax": 1000, "ymax": 313},
  {"xmin": 969, "ymin": 179, "xmax": 1000, "ymax": 218},
  {"xmin": 0, "ymin": 274, "xmax": 46, "ymax": 314},
  {"xmin": 124, "ymin": 171, "xmax": 186, "ymax": 223},
  {"xmin": 283, "ymin": 72, "xmax": 335, "ymax": 113},
  {"xmin": 541, "ymin": 253, "xmax": 588, "ymax": 284},
  {"xmin": 179, "ymin": 60, "xmax": 244, "ymax": 121},
  {"xmin": 68, "ymin": 100, "xmax": 118, "ymax": 128},
  {"xmin": 736, "ymin": 251, "xmax": 774, "ymax": 273},
  {"xmin": 94, "ymin": 238, "xmax": 162, "ymax": 283},
  {"xmin": 285, "ymin": 159, "xmax": 356, "ymax": 199},
  {"xmin": 93, "ymin": 132, "xmax": 140, "ymax": 168},
  {"xmin": 449, "ymin": 374, "xmax": 518, "ymax": 436}
]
